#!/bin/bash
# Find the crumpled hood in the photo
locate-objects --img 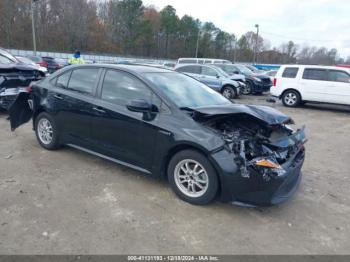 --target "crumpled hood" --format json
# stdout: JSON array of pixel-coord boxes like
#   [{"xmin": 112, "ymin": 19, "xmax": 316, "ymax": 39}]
[
  {"xmin": 253, "ymin": 73, "xmax": 271, "ymax": 80},
  {"xmin": 230, "ymin": 74, "xmax": 245, "ymax": 81},
  {"xmin": 191, "ymin": 104, "xmax": 293, "ymax": 125}
]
